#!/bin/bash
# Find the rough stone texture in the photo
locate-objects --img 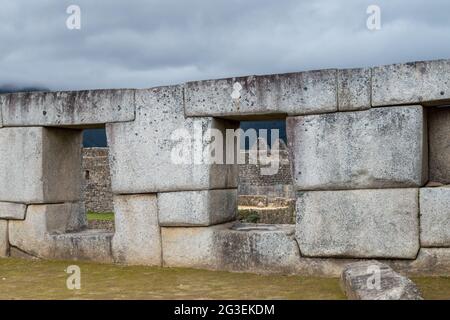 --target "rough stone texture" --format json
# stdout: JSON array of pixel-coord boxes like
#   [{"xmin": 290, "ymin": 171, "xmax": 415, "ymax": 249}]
[
  {"xmin": 51, "ymin": 230, "xmax": 113, "ymax": 263},
  {"xmin": 296, "ymin": 189, "xmax": 420, "ymax": 259},
  {"xmin": 0, "ymin": 127, "xmax": 82, "ymax": 203},
  {"xmin": 372, "ymin": 60, "xmax": 450, "ymax": 107},
  {"xmin": 107, "ymin": 86, "xmax": 238, "ymax": 194},
  {"xmin": 428, "ymin": 107, "xmax": 450, "ymax": 184},
  {"xmin": 238, "ymin": 206, "xmax": 294, "ymax": 224},
  {"xmin": 82, "ymin": 147, "xmax": 113, "ymax": 213},
  {"xmin": 1, "ymin": 89, "xmax": 135, "ymax": 126},
  {"xmin": 158, "ymin": 189, "xmax": 237, "ymax": 226},
  {"xmin": 0, "ymin": 202, "xmax": 27, "ymax": 220},
  {"xmin": 391, "ymin": 248, "xmax": 450, "ymax": 276},
  {"xmin": 8, "ymin": 203, "xmax": 86, "ymax": 258},
  {"xmin": 238, "ymin": 143, "xmax": 294, "ymax": 199},
  {"xmin": 337, "ymin": 68, "xmax": 371, "ymax": 111},
  {"xmin": 112, "ymin": 194, "xmax": 161, "ymax": 266},
  {"xmin": 162, "ymin": 222, "xmax": 302, "ymax": 274},
  {"xmin": 341, "ymin": 261, "xmax": 423, "ymax": 300},
  {"xmin": 420, "ymin": 187, "xmax": 450, "ymax": 247},
  {"xmin": 287, "ymin": 106, "xmax": 428, "ymax": 190},
  {"xmin": 185, "ymin": 69, "xmax": 337, "ymax": 118},
  {"xmin": 0, "ymin": 220, "xmax": 8, "ymax": 257}
]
